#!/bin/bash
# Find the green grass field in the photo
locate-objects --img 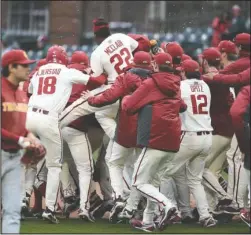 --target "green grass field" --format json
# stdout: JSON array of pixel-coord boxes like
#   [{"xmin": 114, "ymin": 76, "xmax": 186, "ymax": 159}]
[{"xmin": 21, "ymin": 218, "xmax": 250, "ymax": 234}]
